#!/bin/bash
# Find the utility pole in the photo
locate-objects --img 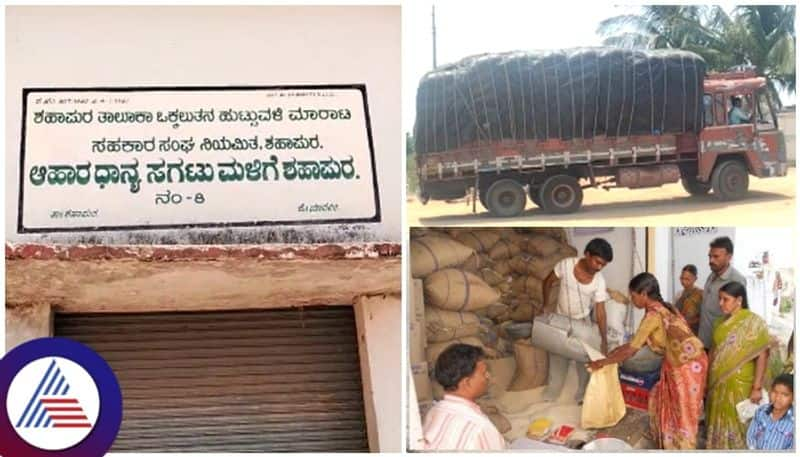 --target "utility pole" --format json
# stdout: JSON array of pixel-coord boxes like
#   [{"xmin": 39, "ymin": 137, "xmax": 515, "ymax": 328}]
[{"xmin": 432, "ymin": 5, "xmax": 437, "ymax": 69}]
